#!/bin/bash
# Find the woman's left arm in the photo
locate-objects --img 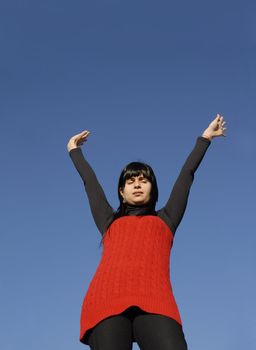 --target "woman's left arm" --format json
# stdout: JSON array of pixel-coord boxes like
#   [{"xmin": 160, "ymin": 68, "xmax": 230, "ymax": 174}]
[{"xmin": 158, "ymin": 114, "xmax": 226, "ymax": 234}]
